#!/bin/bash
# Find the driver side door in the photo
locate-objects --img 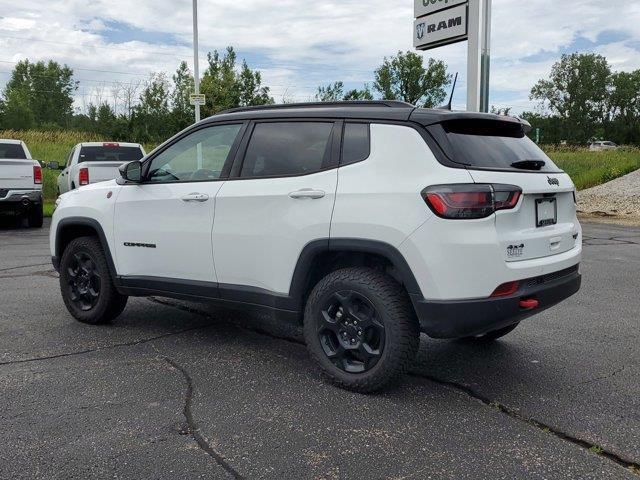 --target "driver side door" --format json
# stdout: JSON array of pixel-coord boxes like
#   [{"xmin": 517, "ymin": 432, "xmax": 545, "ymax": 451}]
[{"xmin": 113, "ymin": 122, "xmax": 246, "ymax": 287}]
